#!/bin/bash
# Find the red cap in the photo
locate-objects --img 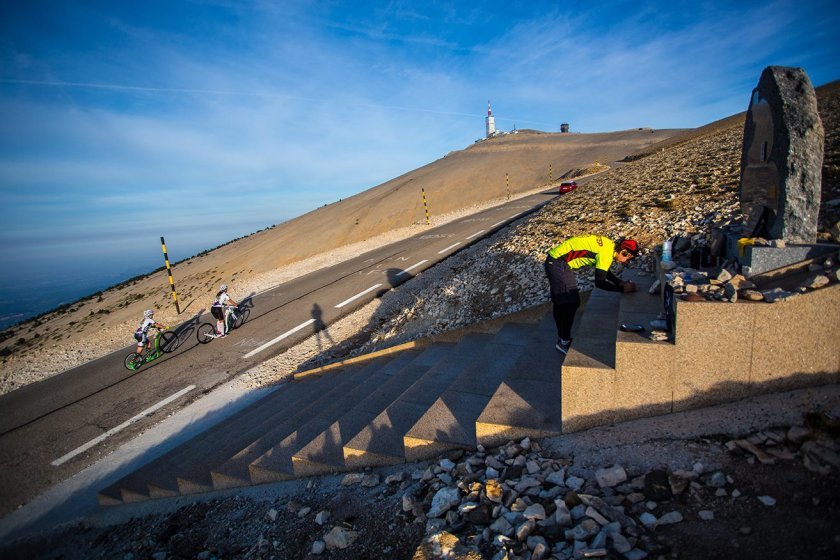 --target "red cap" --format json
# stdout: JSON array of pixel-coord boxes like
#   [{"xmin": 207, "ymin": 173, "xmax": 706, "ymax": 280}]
[{"xmin": 619, "ymin": 239, "xmax": 639, "ymax": 255}]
